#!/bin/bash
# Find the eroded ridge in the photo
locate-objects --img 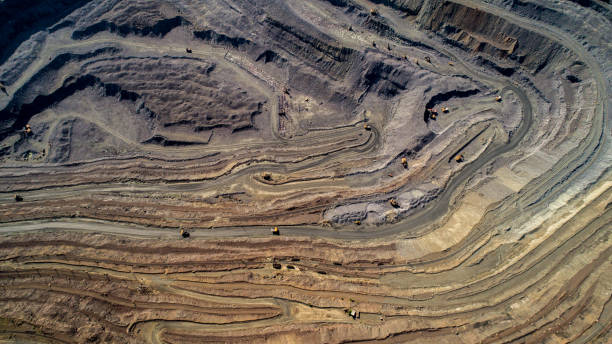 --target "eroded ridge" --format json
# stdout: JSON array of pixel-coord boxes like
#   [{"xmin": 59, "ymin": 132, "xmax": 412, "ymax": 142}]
[{"xmin": 0, "ymin": 0, "xmax": 610, "ymax": 342}]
